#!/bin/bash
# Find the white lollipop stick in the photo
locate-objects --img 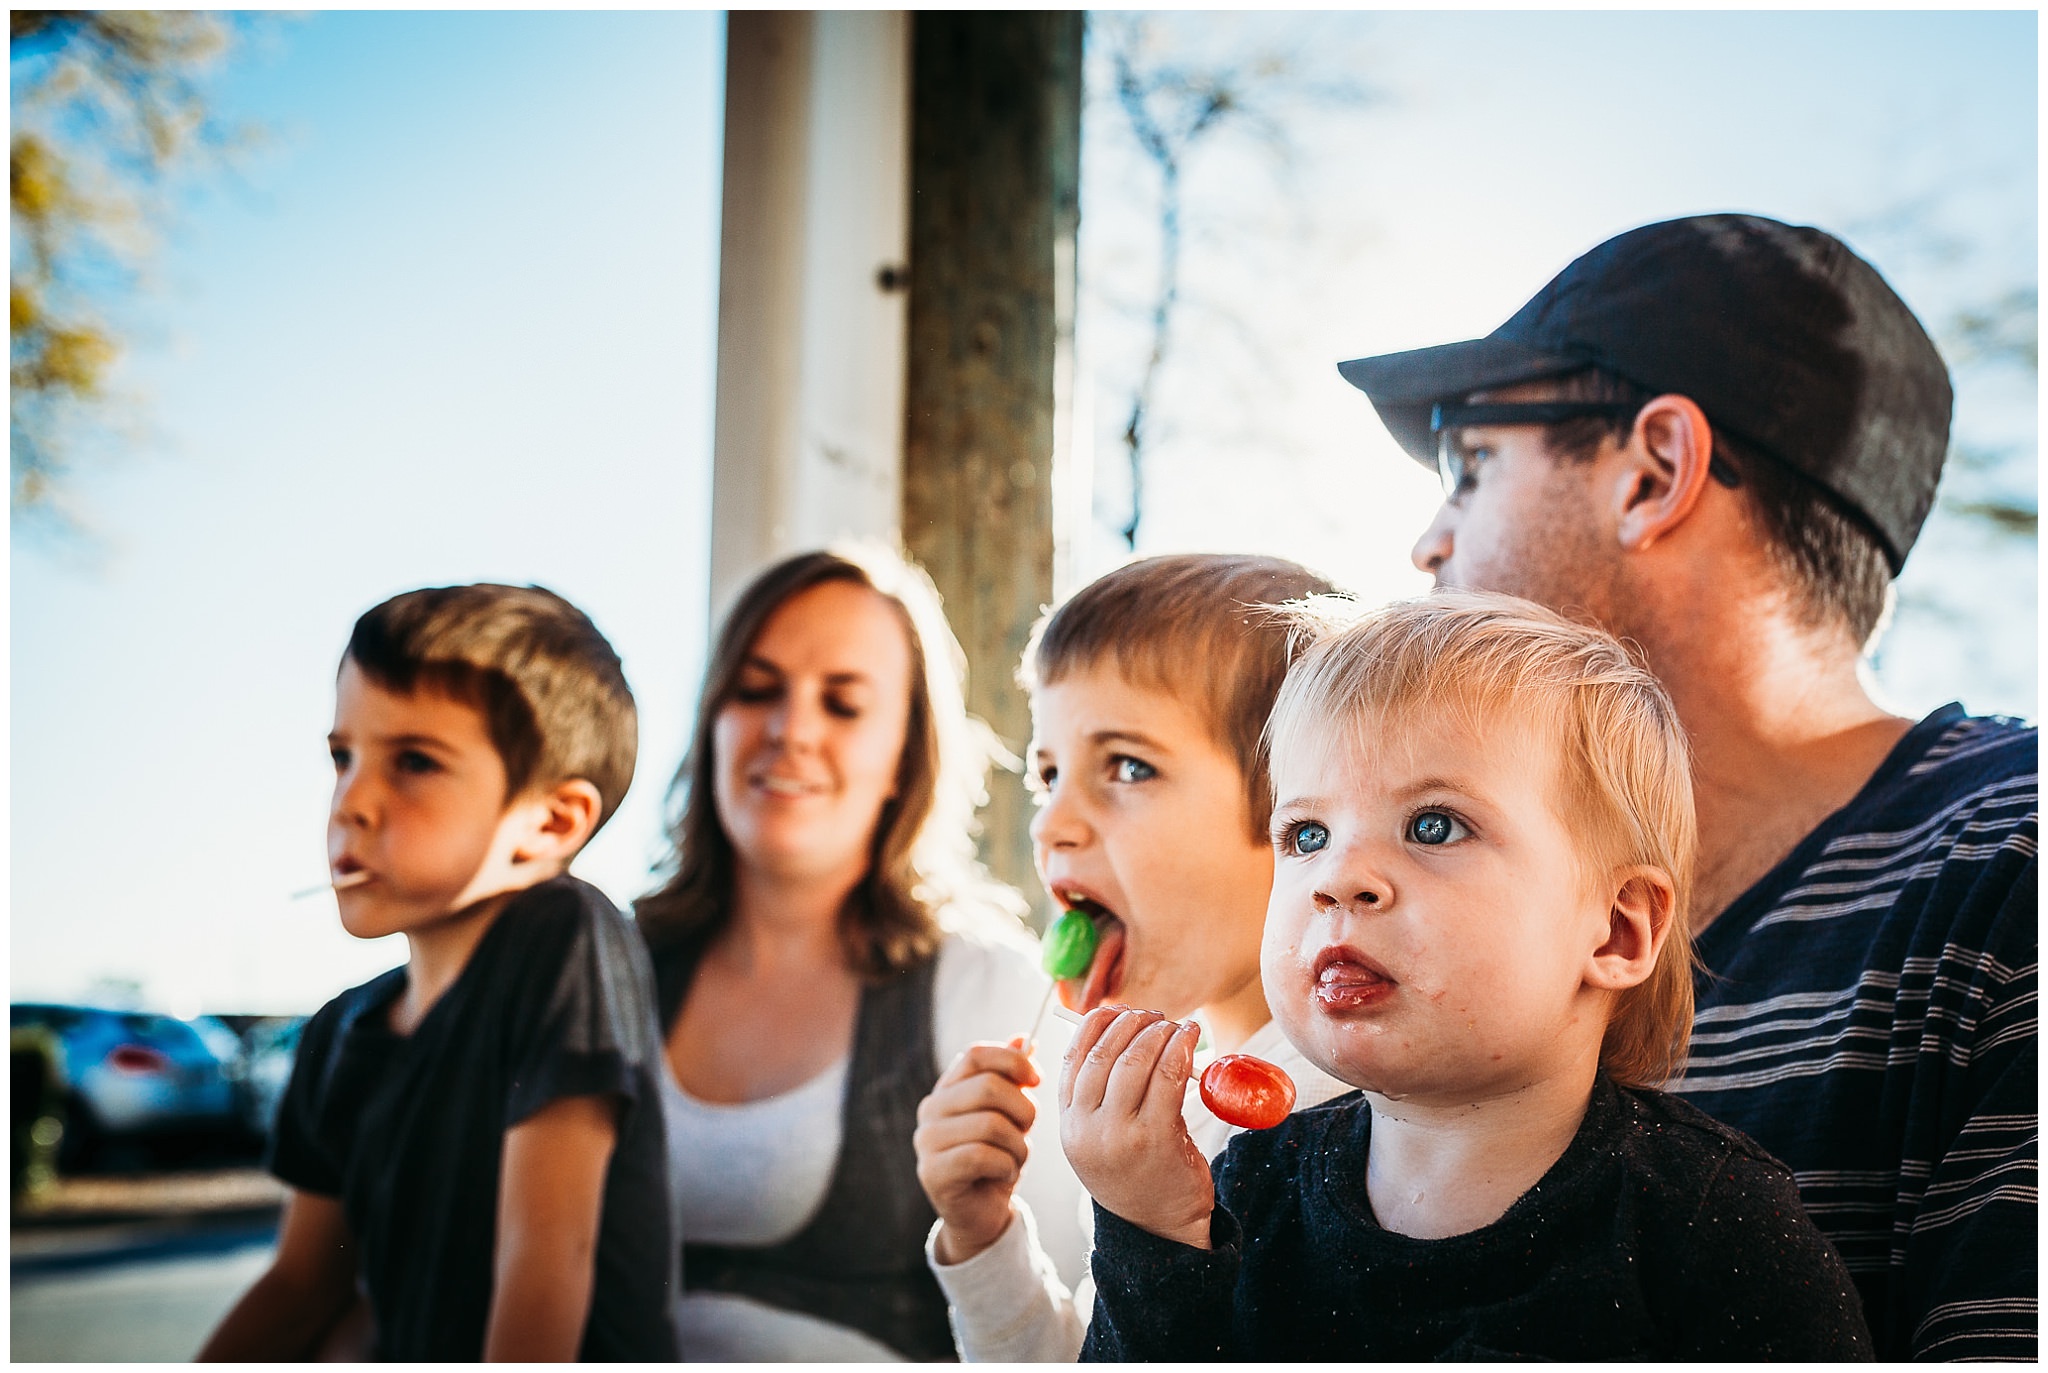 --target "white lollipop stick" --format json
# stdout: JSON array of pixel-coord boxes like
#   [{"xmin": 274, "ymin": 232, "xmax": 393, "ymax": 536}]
[
  {"xmin": 291, "ymin": 871, "xmax": 371, "ymax": 900},
  {"xmin": 1022, "ymin": 978, "xmax": 1059, "ymax": 1051}
]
